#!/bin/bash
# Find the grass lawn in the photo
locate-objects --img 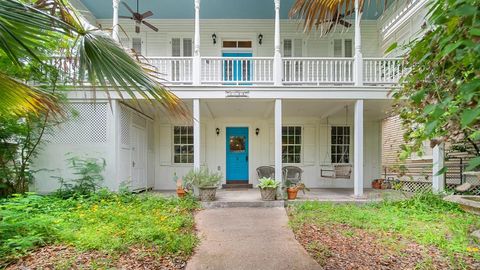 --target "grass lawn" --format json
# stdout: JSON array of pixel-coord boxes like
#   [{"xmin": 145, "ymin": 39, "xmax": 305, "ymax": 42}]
[
  {"xmin": 0, "ymin": 191, "xmax": 198, "ymax": 269},
  {"xmin": 288, "ymin": 193, "xmax": 480, "ymax": 269}
]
